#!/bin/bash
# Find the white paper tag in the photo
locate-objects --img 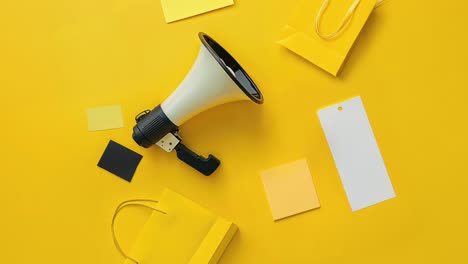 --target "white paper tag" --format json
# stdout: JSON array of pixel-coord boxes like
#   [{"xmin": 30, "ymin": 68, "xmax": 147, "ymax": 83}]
[{"xmin": 318, "ymin": 96, "xmax": 395, "ymax": 211}]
